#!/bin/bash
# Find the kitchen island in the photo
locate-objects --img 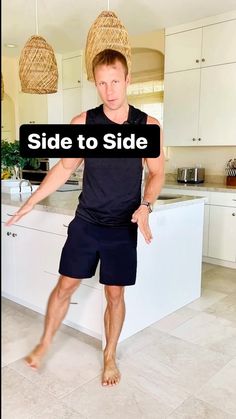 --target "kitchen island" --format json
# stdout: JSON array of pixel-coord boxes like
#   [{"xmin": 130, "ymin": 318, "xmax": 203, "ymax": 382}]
[{"xmin": 2, "ymin": 191, "xmax": 205, "ymax": 347}]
